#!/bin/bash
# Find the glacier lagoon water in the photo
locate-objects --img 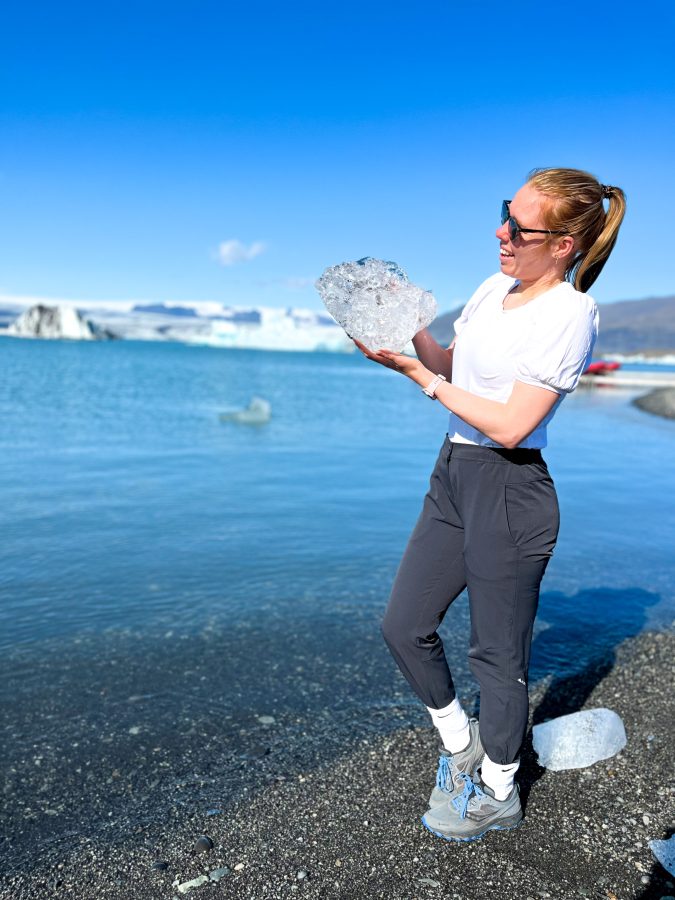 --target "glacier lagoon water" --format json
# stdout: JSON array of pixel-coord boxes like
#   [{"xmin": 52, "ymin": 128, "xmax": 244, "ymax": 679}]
[{"xmin": 1, "ymin": 336, "xmax": 674, "ymax": 693}]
